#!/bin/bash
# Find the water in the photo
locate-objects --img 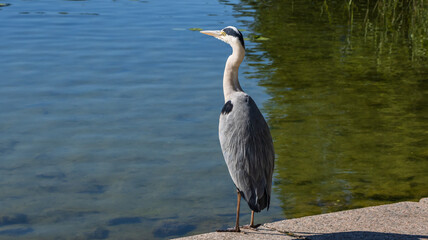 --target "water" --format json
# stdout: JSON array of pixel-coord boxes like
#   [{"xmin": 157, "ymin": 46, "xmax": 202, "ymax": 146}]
[
  {"xmin": 238, "ymin": 0, "xmax": 428, "ymax": 218},
  {"xmin": 1, "ymin": 0, "xmax": 427, "ymax": 239}
]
